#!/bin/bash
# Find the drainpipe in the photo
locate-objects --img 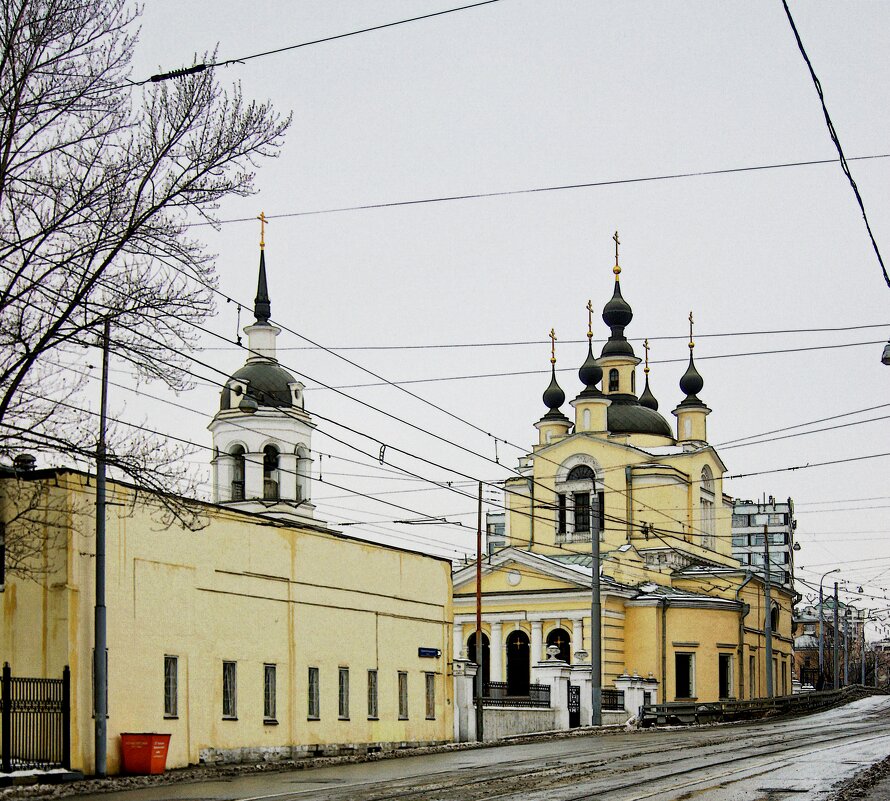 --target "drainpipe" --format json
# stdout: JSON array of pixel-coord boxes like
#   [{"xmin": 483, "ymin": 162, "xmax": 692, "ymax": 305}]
[
  {"xmin": 661, "ymin": 598, "xmax": 669, "ymax": 699},
  {"xmin": 736, "ymin": 572, "xmax": 754, "ymax": 699},
  {"xmin": 625, "ymin": 466, "xmax": 633, "ymax": 540}
]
